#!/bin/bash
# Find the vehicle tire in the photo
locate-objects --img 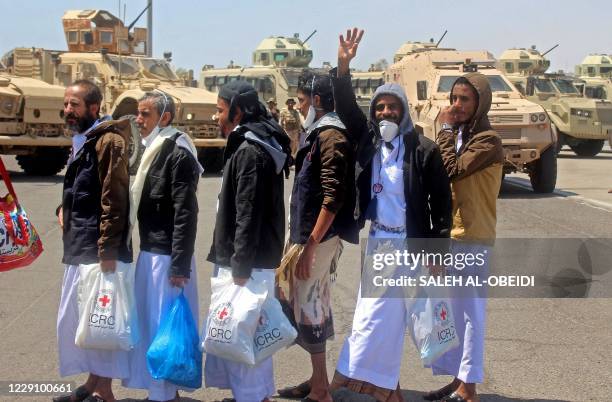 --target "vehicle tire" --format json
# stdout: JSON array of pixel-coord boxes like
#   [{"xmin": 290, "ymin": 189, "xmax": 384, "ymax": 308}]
[
  {"xmin": 16, "ymin": 147, "xmax": 70, "ymax": 176},
  {"xmin": 569, "ymin": 139, "xmax": 605, "ymax": 157},
  {"xmin": 529, "ymin": 146, "xmax": 557, "ymax": 193},
  {"xmin": 198, "ymin": 147, "xmax": 225, "ymax": 174},
  {"xmin": 119, "ymin": 115, "xmax": 144, "ymax": 175}
]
